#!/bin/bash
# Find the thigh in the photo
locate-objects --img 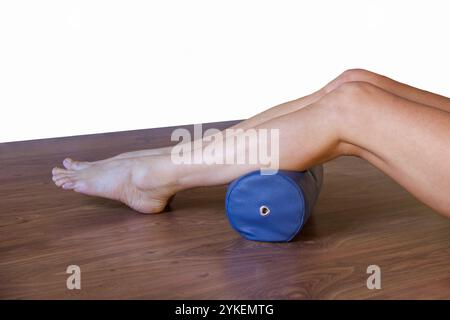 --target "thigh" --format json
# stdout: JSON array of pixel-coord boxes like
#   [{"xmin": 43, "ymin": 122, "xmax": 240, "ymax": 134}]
[
  {"xmin": 322, "ymin": 81, "xmax": 450, "ymax": 216},
  {"xmin": 325, "ymin": 69, "xmax": 450, "ymax": 113}
]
